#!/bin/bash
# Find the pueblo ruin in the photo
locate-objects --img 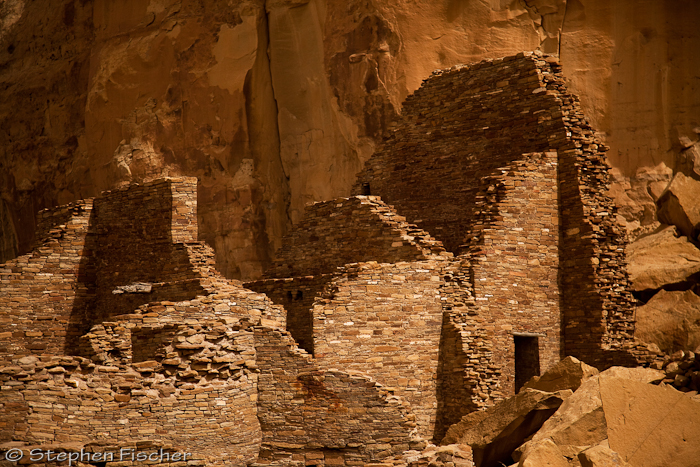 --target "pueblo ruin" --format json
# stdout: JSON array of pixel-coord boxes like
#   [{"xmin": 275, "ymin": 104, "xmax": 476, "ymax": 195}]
[{"xmin": 2, "ymin": 51, "xmax": 679, "ymax": 466}]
